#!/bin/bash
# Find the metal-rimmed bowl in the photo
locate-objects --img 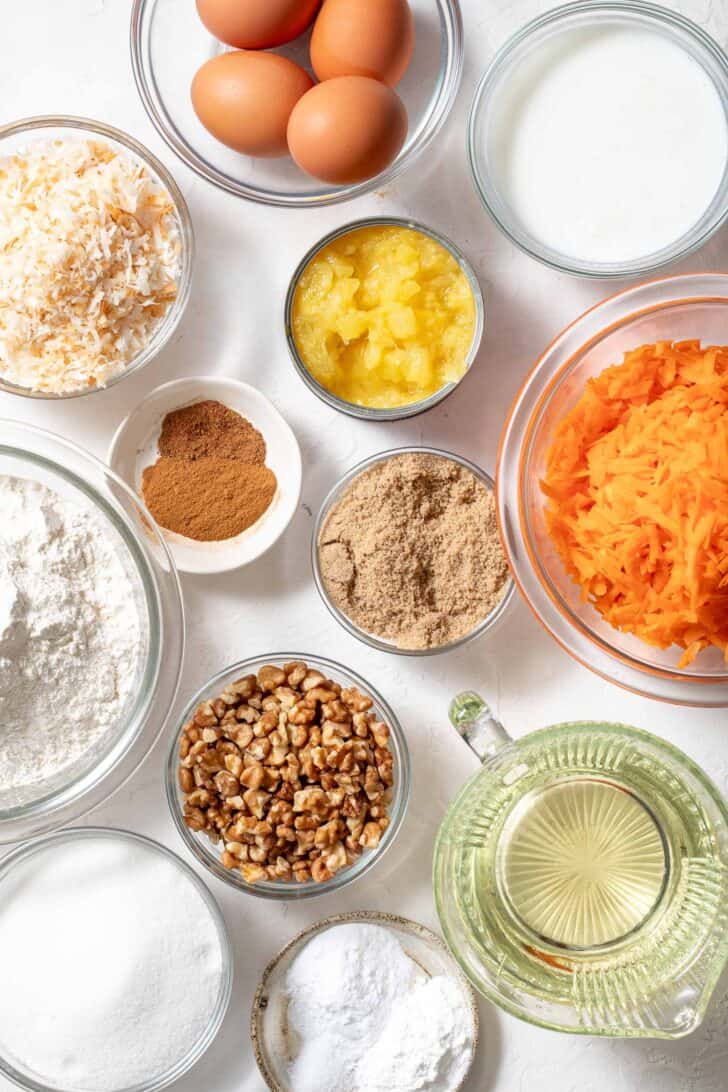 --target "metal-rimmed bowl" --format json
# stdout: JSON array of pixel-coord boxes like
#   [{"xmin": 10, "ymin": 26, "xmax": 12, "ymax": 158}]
[
  {"xmin": 250, "ymin": 911, "xmax": 479, "ymax": 1091},
  {"xmin": 497, "ymin": 271, "xmax": 728, "ymax": 706},
  {"xmin": 166, "ymin": 653, "xmax": 410, "ymax": 900},
  {"xmin": 313, "ymin": 447, "xmax": 515, "ymax": 654},
  {"xmin": 0, "ymin": 827, "xmax": 233, "ymax": 1092},
  {"xmin": 0, "ymin": 115, "xmax": 193, "ymax": 399},
  {"xmin": 0, "ymin": 421, "xmax": 184, "ymax": 843},
  {"xmin": 130, "ymin": 0, "xmax": 463, "ymax": 208},
  {"xmin": 285, "ymin": 217, "xmax": 484, "ymax": 421},
  {"xmin": 468, "ymin": 0, "xmax": 728, "ymax": 278}
]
